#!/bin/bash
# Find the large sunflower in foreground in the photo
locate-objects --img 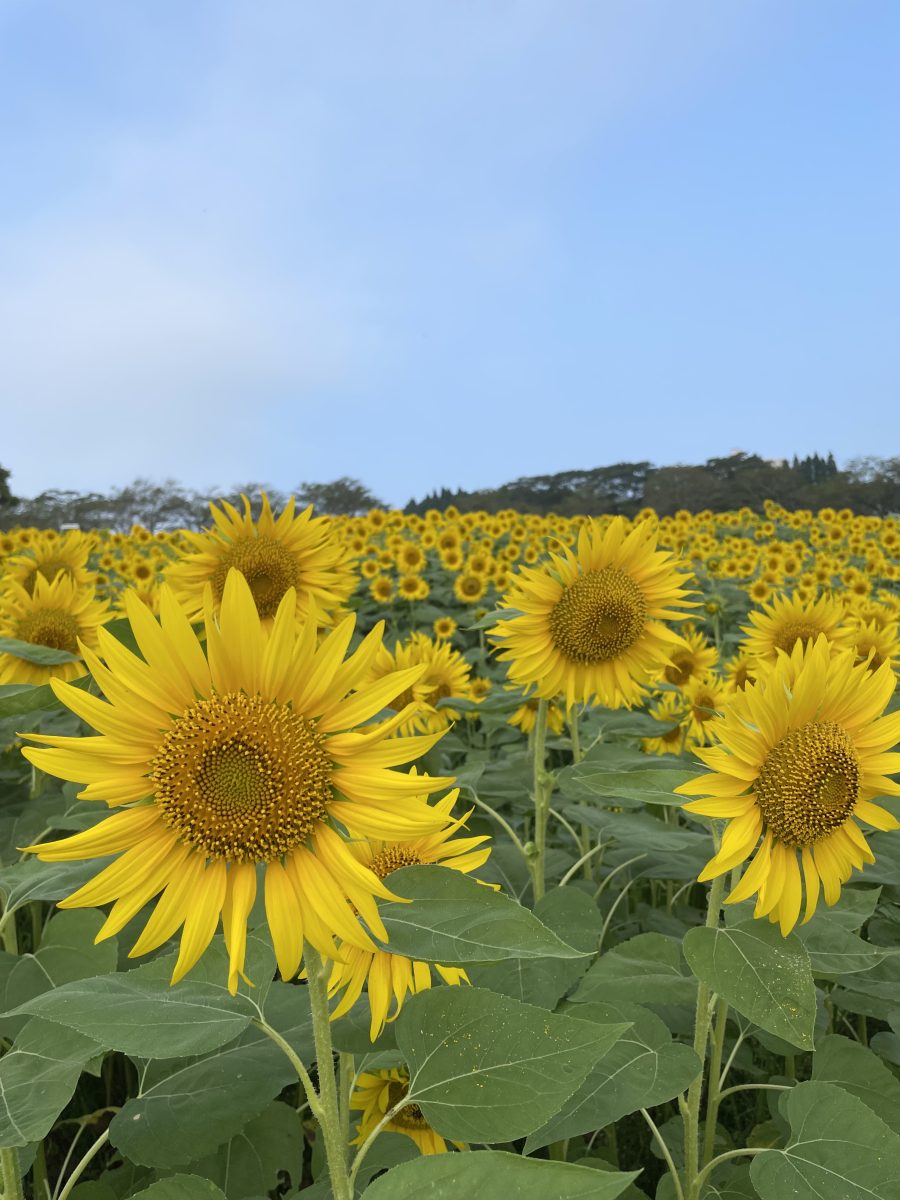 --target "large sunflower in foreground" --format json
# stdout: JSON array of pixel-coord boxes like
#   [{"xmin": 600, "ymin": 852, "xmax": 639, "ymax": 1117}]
[
  {"xmin": 739, "ymin": 592, "xmax": 854, "ymax": 665},
  {"xmin": 327, "ymin": 790, "xmax": 491, "ymax": 1039},
  {"xmin": 351, "ymin": 1067, "xmax": 462, "ymax": 1155},
  {"xmin": 21, "ymin": 571, "xmax": 454, "ymax": 992},
  {"xmin": 676, "ymin": 636, "xmax": 900, "ymax": 934},
  {"xmin": 165, "ymin": 493, "xmax": 356, "ymax": 627},
  {"xmin": 490, "ymin": 517, "xmax": 694, "ymax": 708},
  {"xmin": 0, "ymin": 575, "xmax": 110, "ymax": 685}
]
